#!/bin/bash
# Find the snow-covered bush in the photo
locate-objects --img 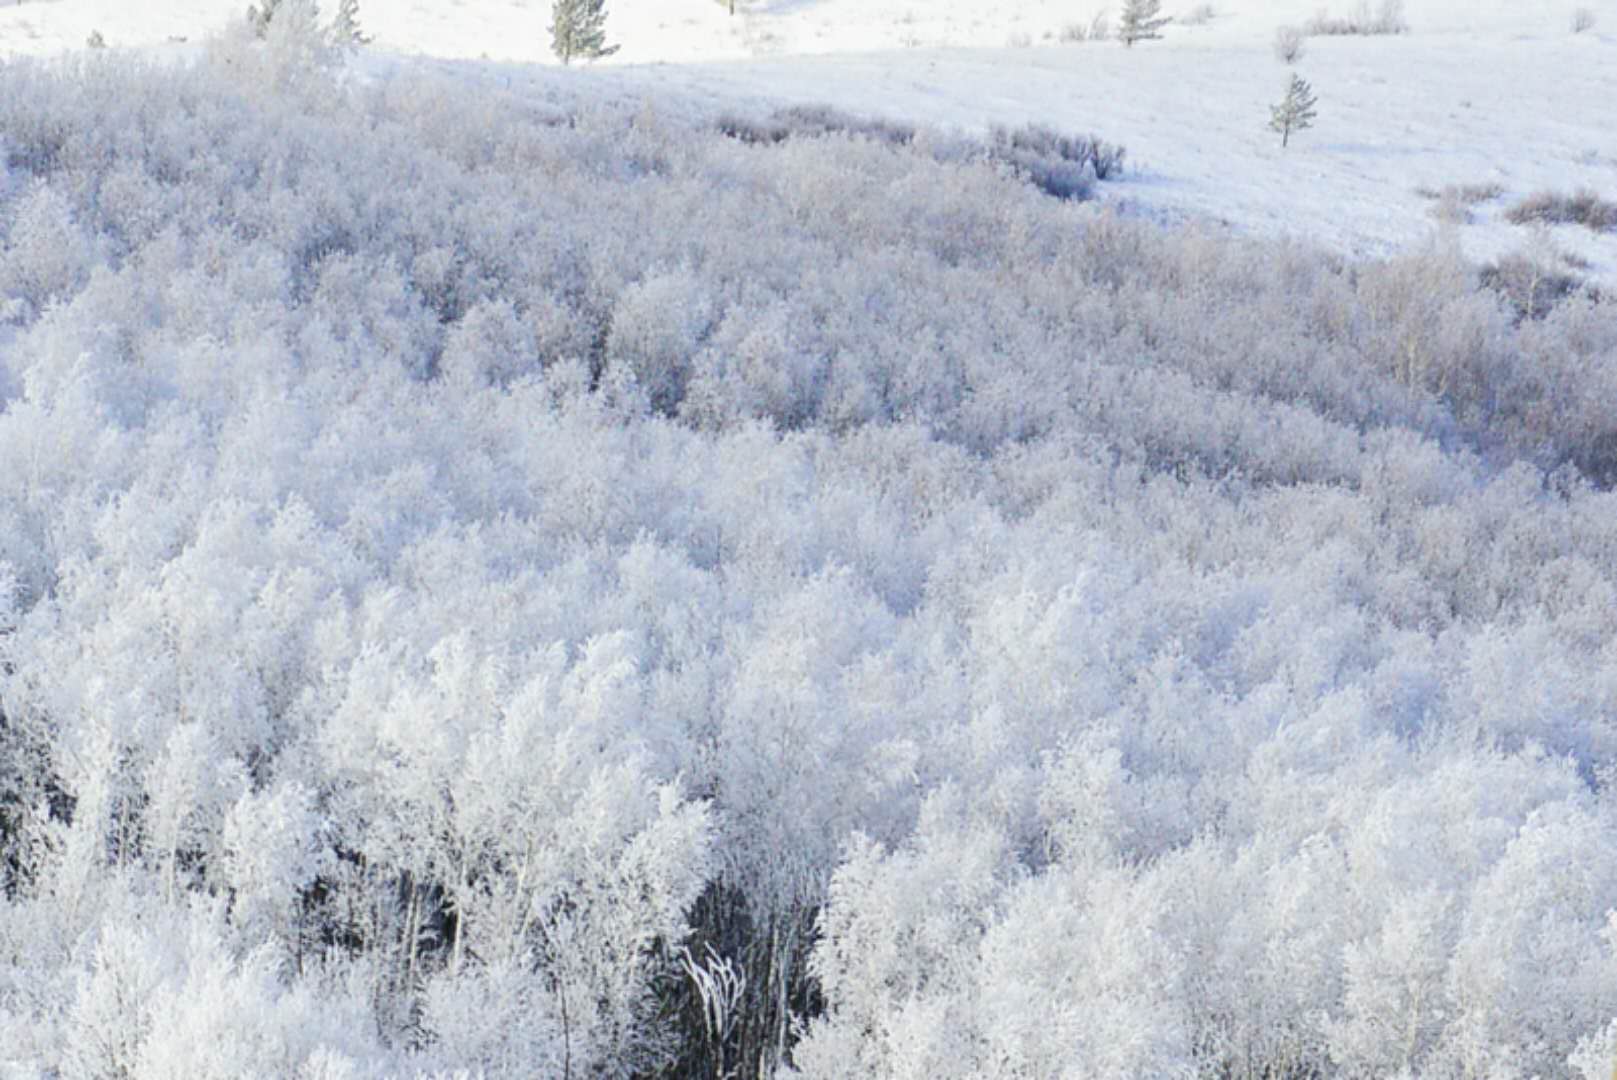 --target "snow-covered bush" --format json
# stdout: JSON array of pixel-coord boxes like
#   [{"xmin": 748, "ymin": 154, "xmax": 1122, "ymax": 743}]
[
  {"xmin": 1480, "ymin": 249, "xmax": 1587, "ymax": 321},
  {"xmin": 1305, "ymin": 0, "xmax": 1409, "ymax": 35},
  {"xmin": 988, "ymin": 122, "xmax": 1126, "ymax": 192},
  {"xmin": 238, "ymin": 0, "xmax": 340, "ymax": 80},
  {"xmin": 2, "ymin": 29, "xmax": 1617, "ymax": 1080},
  {"xmin": 1419, "ymin": 180, "xmax": 1503, "ymax": 224},
  {"xmin": 1507, "ymin": 188, "xmax": 1617, "ymax": 232},
  {"xmin": 715, "ymin": 105, "xmax": 1122, "ymax": 200},
  {"xmin": 773, "ymin": 103, "xmax": 917, "ymax": 147},
  {"xmin": 1274, "ymin": 24, "xmax": 1306, "ymax": 63},
  {"xmin": 1060, "ymin": 11, "xmax": 1112, "ymax": 42}
]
